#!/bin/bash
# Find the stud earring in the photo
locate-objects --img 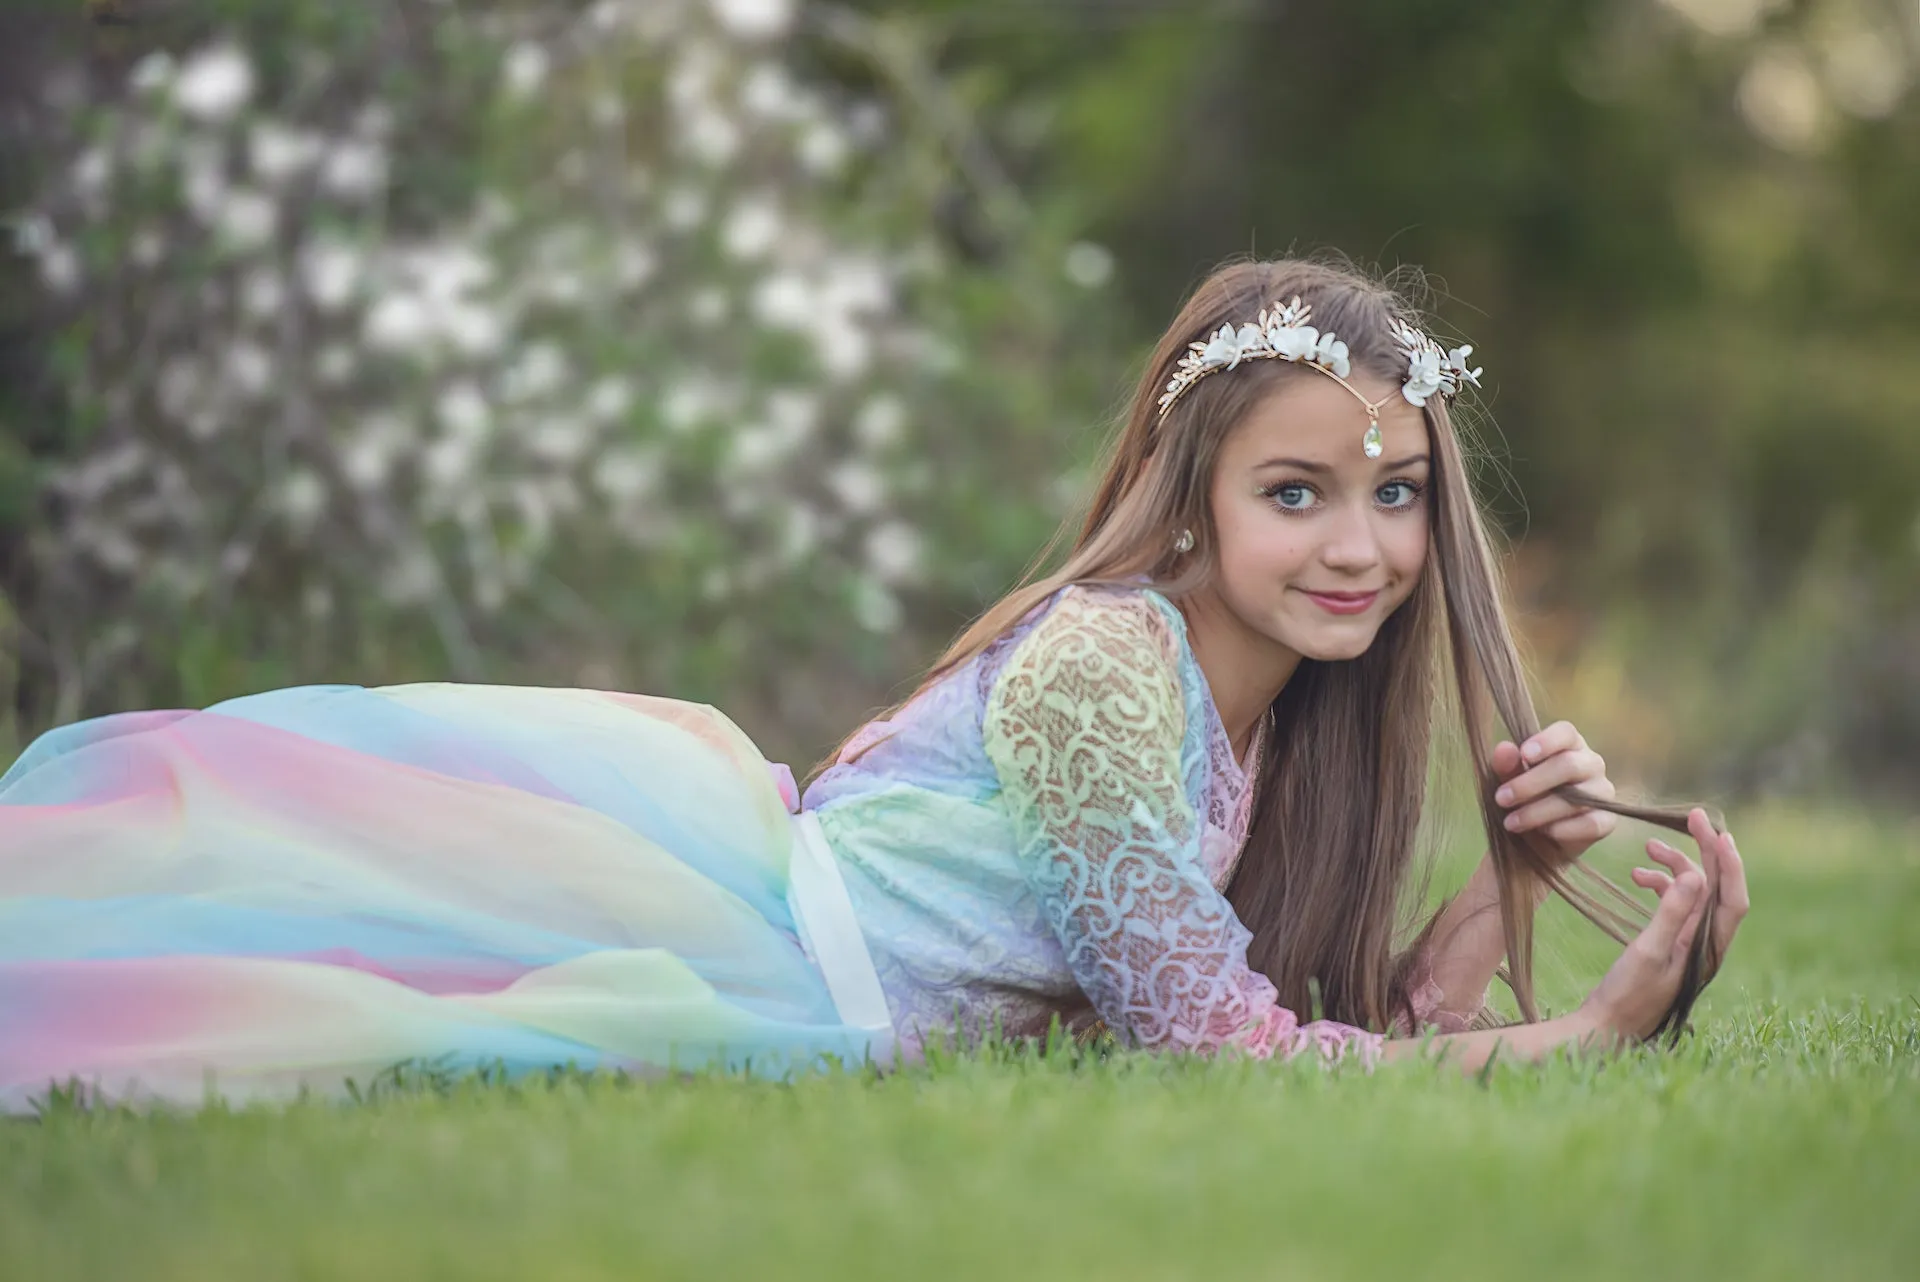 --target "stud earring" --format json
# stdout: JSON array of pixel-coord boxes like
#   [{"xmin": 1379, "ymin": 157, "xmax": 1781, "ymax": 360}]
[{"xmin": 1173, "ymin": 528, "xmax": 1194, "ymax": 554}]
